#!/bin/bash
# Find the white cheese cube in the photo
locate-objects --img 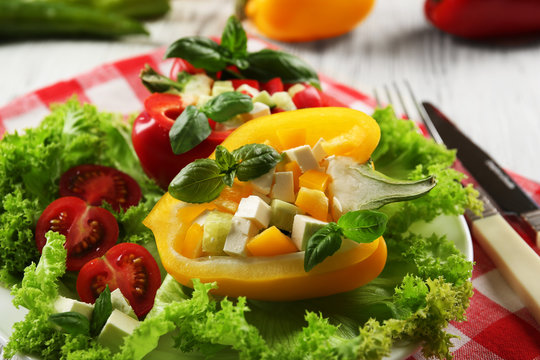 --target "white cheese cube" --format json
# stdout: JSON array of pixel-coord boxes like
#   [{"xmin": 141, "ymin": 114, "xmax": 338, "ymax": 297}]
[
  {"xmin": 236, "ymin": 84, "xmax": 260, "ymax": 97},
  {"xmin": 271, "ymin": 171, "xmax": 295, "ymax": 203},
  {"xmin": 283, "ymin": 145, "xmax": 319, "ymax": 172},
  {"xmin": 288, "ymin": 83, "xmax": 306, "ymax": 98},
  {"xmin": 312, "ymin": 138, "xmax": 328, "ymax": 163},
  {"xmin": 54, "ymin": 296, "xmax": 94, "ymax": 319},
  {"xmin": 331, "ymin": 196, "xmax": 343, "ymax": 221},
  {"xmin": 249, "ymin": 167, "xmax": 275, "ymax": 195},
  {"xmin": 235, "ymin": 195, "xmax": 271, "ymax": 228},
  {"xmin": 291, "ymin": 214, "xmax": 328, "ymax": 250},
  {"xmin": 248, "ymin": 102, "xmax": 271, "ymax": 119},
  {"xmin": 97, "ymin": 309, "xmax": 140, "ymax": 352},
  {"xmin": 110, "ymin": 289, "xmax": 137, "ymax": 319},
  {"xmin": 223, "ymin": 217, "xmax": 259, "ymax": 257}
]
